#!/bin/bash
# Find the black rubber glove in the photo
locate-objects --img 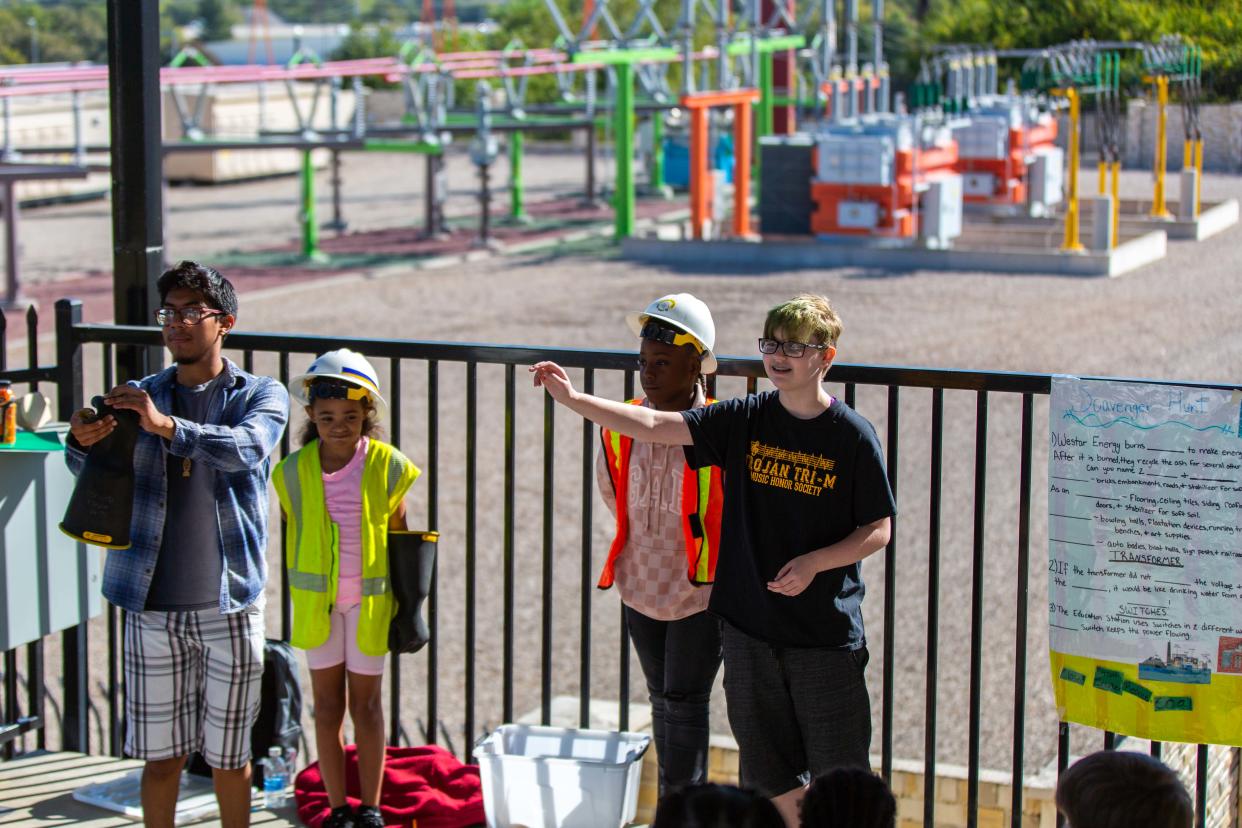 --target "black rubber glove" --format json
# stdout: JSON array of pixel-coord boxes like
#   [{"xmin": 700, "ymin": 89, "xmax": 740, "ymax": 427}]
[{"xmin": 60, "ymin": 395, "xmax": 141, "ymax": 549}]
